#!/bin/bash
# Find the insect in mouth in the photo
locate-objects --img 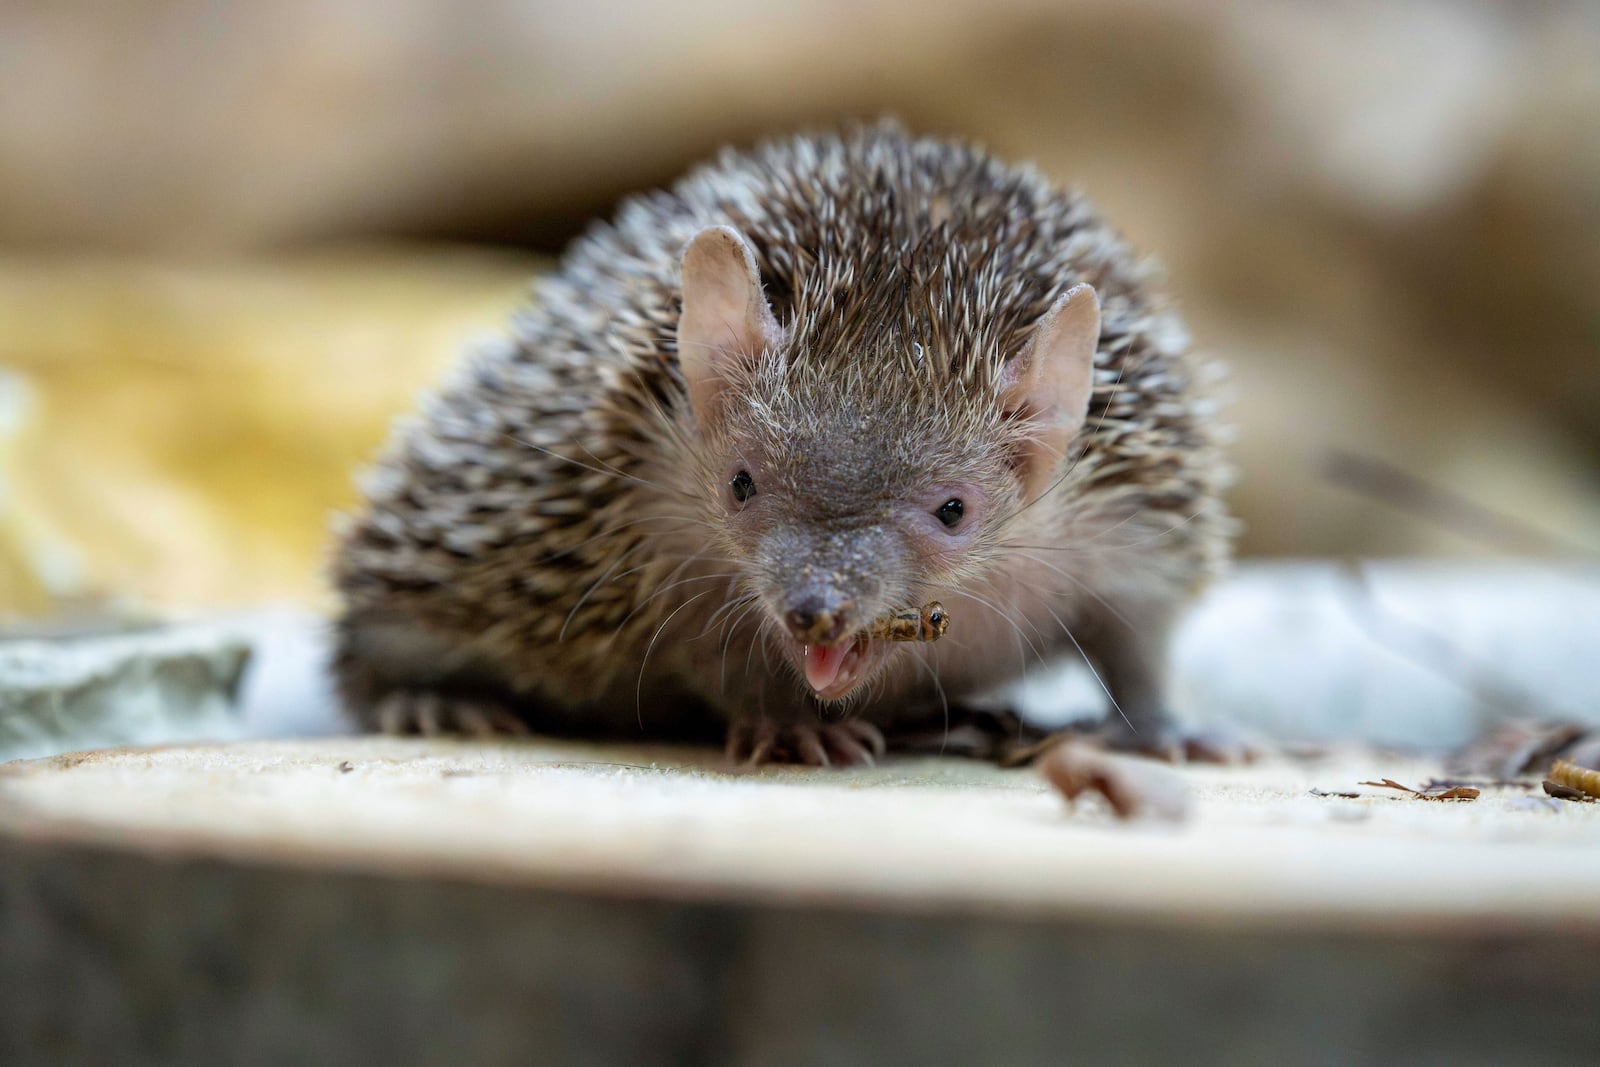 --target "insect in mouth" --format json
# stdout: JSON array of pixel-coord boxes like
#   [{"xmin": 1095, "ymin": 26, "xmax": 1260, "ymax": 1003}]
[{"xmin": 864, "ymin": 601, "xmax": 949, "ymax": 643}]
